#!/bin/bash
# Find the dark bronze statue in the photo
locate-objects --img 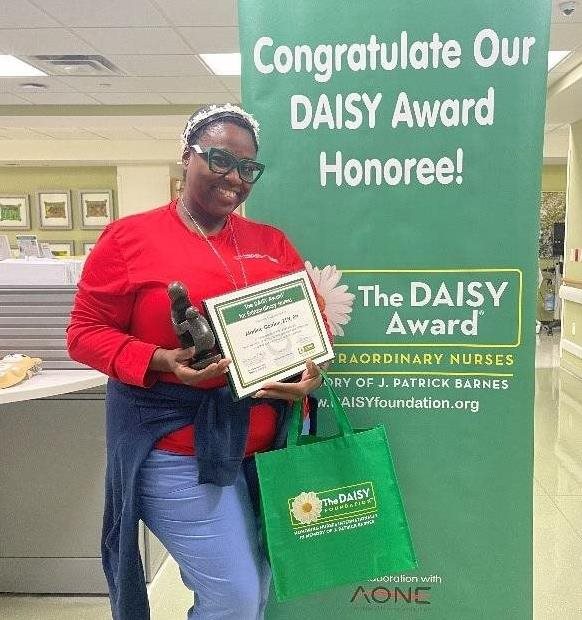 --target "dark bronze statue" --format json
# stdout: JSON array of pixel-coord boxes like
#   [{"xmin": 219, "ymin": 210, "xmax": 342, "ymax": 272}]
[{"xmin": 167, "ymin": 281, "xmax": 222, "ymax": 370}]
